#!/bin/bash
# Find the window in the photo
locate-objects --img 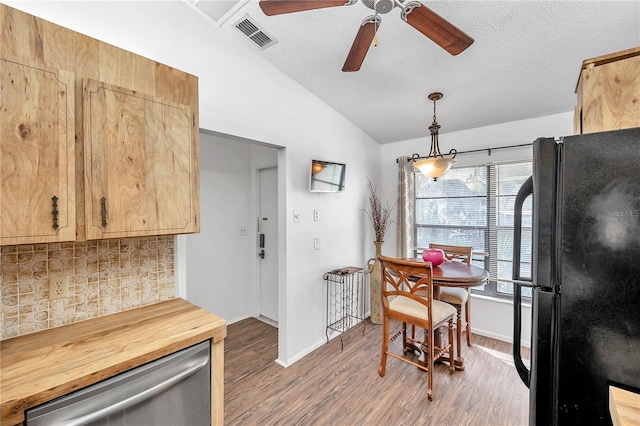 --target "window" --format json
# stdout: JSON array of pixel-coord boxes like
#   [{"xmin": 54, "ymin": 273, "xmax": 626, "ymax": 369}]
[{"xmin": 413, "ymin": 162, "xmax": 532, "ymax": 299}]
